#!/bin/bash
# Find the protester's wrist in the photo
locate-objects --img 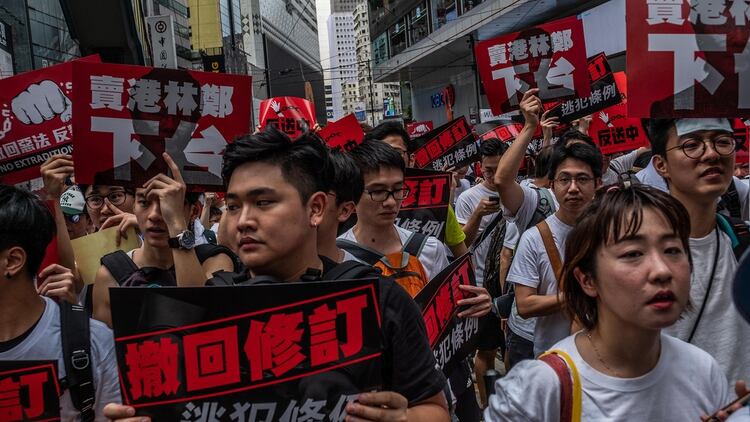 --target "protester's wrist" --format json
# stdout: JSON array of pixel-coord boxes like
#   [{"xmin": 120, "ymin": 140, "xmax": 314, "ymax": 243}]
[{"xmin": 166, "ymin": 220, "xmax": 187, "ymax": 237}]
